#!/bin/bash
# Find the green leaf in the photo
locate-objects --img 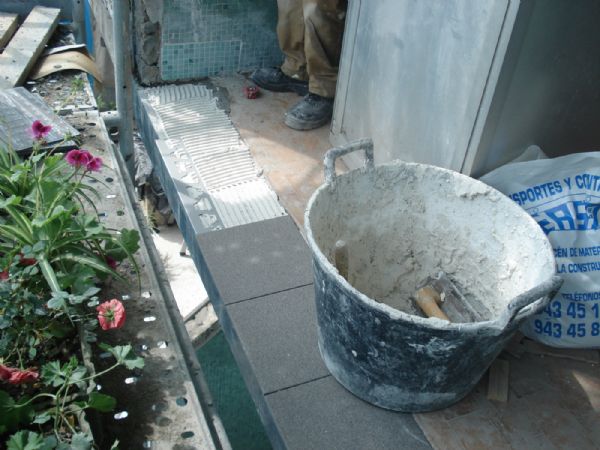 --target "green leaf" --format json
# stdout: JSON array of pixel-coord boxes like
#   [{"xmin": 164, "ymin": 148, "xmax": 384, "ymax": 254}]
[
  {"xmin": 47, "ymin": 291, "xmax": 69, "ymax": 310},
  {"xmin": 36, "ymin": 180, "xmax": 64, "ymax": 208},
  {"xmin": 42, "ymin": 436, "xmax": 57, "ymax": 449},
  {"xmin": 123, "ymin": 355, "xmax": 145, "ymax": 370},
  {"xmin": 0, "ymin": 224, "xmax": 34, "ymax": 245},
  {"xmin": 98, "ymin": 344, "xmax": 145, "ymax": 370},
  {"xmin": 87, "ymin": 392, "xmax": 117, "ymax": 412},
  {"xmin": 41, "ymin": 361, "xmax": 66, "ymax": 387},
  {"xmin": 31, "ymin": 215, "xmax": 49, "ymax": 228},
  {"xmin": 47, "ymin": 322, "xmax": 71, "ymax": 338},
  {"xmin": 6, "ymin": 430, "xmax": 45, "ymax": 450},
  {"xmin": 31, "ymin": 241, "xmax": 45, "ymax": 253},
  {"xmin": 81, "ymin": 286, "xmax": 101, "ymax": 299},
  {"xmin": 69, "ymin": 433, "xmax": 92, "ymax": 450},
  {"xmin": 70, "ymin": 365, "xmax": 88, "ymax": 389},
  {"xmin": 30, "ymin": 153, "xmax": 45, "ymax": 164},
  {"xmin": 4, "ymin": 204, "xmax": 34, "ymax": 239},
  {"xmin": 32, "ymin": 412, "xmax": 52, "ymax": 424},
  {"xmin": 0, "ymin": 195, "xmax": 19, "ymax": 209},
  {"xmin": 59, "ymin": 266, "xmax": 96, "ymax": 294},
  {"xmin": 0, "ymin": 391, "xmax": 35, "ymax": 433},
  {"xmin": 38, "ymin": 259, "xmax": 62, "ymax": 294},
  {"xmin": 52, "ymin": 253, "xmax": 118, "ymax": 278},
  {"xmin": 119, "ymin": 228, "xmax": 140, "ymax": 253},
  {"xmin": 105, "ymin": 229, "xmax": 140, "ymax": 261}
]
